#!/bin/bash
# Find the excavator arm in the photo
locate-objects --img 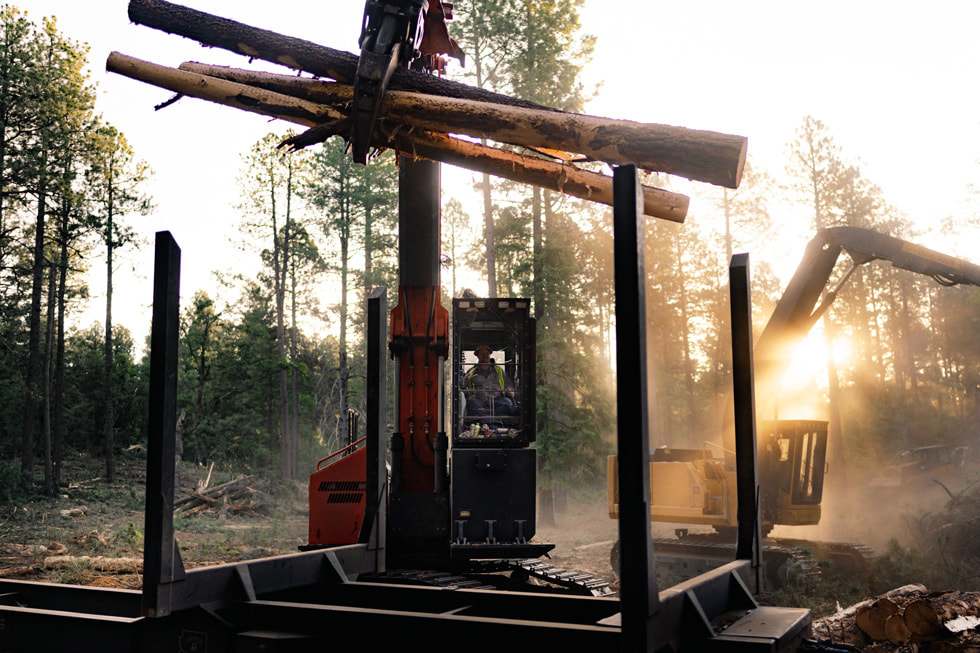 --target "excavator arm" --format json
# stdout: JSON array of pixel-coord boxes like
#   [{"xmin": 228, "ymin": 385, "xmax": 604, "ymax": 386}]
[{"xmin": 752, "ymin": 226, "xmax": 980, "ymax": 430}]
